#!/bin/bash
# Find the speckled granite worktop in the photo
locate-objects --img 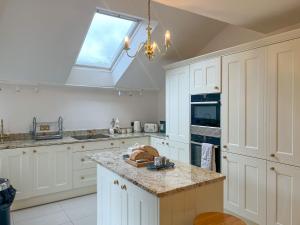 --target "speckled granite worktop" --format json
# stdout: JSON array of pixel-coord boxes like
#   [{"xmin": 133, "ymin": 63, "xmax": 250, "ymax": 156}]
[
  {"xmin": 90, "ymin": 149, "xmax": 225, "ymax": 197},
  {"xmin": 0, "ymin": 133, "xmax": 167, "ymax": 150}
]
